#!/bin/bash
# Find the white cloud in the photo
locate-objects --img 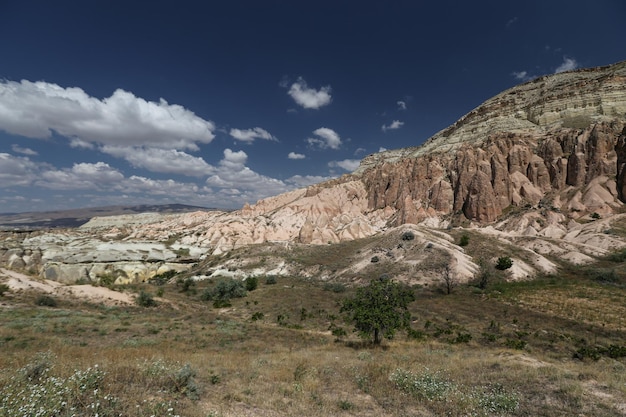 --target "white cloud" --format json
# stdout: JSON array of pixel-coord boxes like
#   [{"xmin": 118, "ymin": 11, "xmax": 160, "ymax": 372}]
[
  {"xmin": 379, "ymin": 147, "xmax": 387, "ymax": 152},
  {"xmin": 555, "ymin": 57, "xmax": 578, "ymax": 73},
  {"xmin": 121, "ymin": 175, "xmax": 200, "ymax": 196},
  {"xmin": 0, "ymin": 153, "xmax": 39, "ymax": 186},
  {"xmin": 101, "ymin": 146, "xmax": 214, "ymax": 177},
  {"xmin": 37, "ymin": 162, "xmax": 124, "ymax": 190},
  {"xmin": 287, "ymin": 77, "xmax": 332, "ymax": 109},
  {"xmin": 69, "ymin": 138, "xmax": 95, "ymax": 149},
  {"xmin": 397, "ymin": 100, "xmax": 407, "ymax": 110},
  {"xmin": 307, "ymin": 127, "xmax": 342, "ymax": 150},
  {"xmin": 285, "ymin": 175, "xmax": 332, "ymax": 188},
  {"xmin": 382, "ymin": 120, "xmax": 404, "ymax": 132},
  {"xmin": 328, "ymin": 159, "xmax": 360, "ymax": 172},
  {"xmin": 229, "ymin": 127, "xmax": 277, "ymax": 143},
  {"xmin": 288, "ymin": 152, "xmax": 306, "ymax": 160},
  {"xmin": 0, "ymin": 80, "xmax": 215, "ymax": 149},
  {"xmin": 512, "ymin": 71, "xmax": 532, "ymax": 82},
  {"xmin": 11, "ymin": 144, "xmax": 37, "ymax": 155},
  {"xmin": 205, "ymin": 149, "xmax": 290, "ymax": 199}
]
